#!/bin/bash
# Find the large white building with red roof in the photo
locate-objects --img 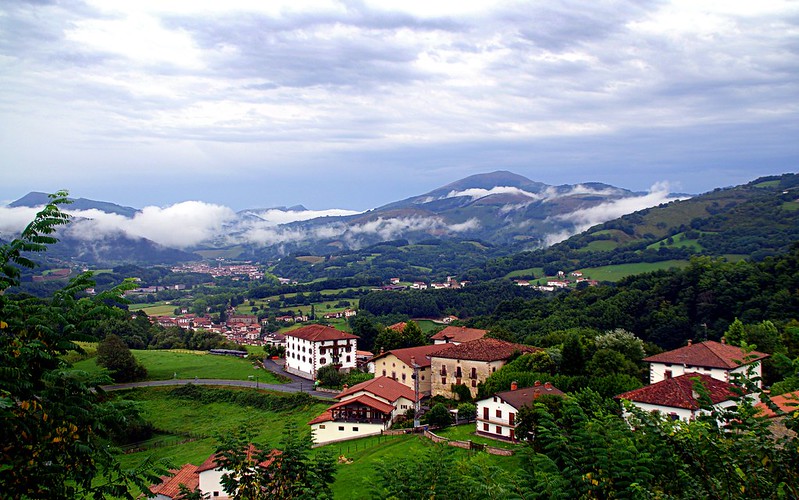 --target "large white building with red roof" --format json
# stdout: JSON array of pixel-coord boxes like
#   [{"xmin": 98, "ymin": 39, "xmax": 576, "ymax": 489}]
[
  {"xmin": 284, "ymin": 325, "xmax": 359, "ymax": 380},
  {"xmin": 309, "ymin": 376, "xmax": 421, "ymax": 445},
  {"xmin": 643, "ymin": 339, "xmax": 769, "ymax": 388},
  {"xmin": 476, "ymin": 380, "xmax": 565, "ymax": 442}
]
